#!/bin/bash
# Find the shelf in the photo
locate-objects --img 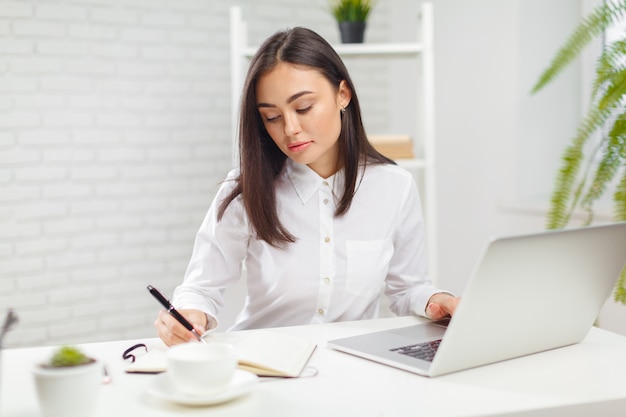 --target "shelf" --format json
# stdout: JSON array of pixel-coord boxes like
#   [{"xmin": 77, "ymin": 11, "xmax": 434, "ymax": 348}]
[
  {"xmin": 241, "ymin": 42, "xmax": 423, "ymax": 58},
  {"xmin": 334, "ymin": 42, "xmax": 424, "ymax": 56}
]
